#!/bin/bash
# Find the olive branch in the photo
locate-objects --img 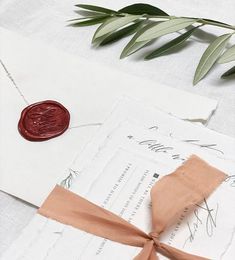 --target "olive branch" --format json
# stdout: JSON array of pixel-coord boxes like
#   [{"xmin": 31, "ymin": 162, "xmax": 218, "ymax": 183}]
[{"xmin": 69, "ymin": 3, "xmax": 235, "ymax": 85}]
